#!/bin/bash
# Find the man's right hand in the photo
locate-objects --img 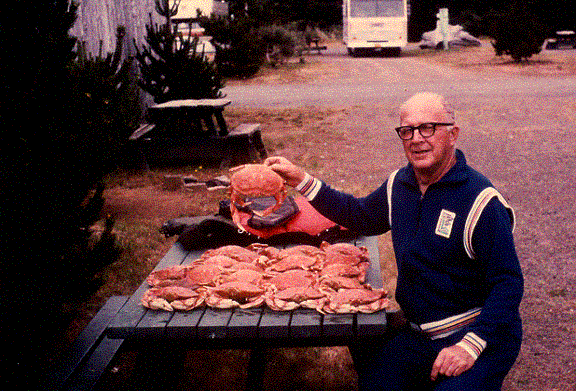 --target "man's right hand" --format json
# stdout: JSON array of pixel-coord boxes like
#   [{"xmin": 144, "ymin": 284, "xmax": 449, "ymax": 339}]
[{"xmin": 264, "ymin": 156, "xmax": 307, "ymax": 188}]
